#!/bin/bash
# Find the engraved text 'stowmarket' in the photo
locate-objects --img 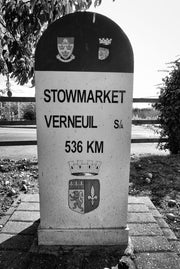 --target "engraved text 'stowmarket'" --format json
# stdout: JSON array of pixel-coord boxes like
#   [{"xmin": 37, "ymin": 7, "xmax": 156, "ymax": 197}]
[{"xmin": 44, "ymin": 89, "xmax": 126, "ymax": 103}]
